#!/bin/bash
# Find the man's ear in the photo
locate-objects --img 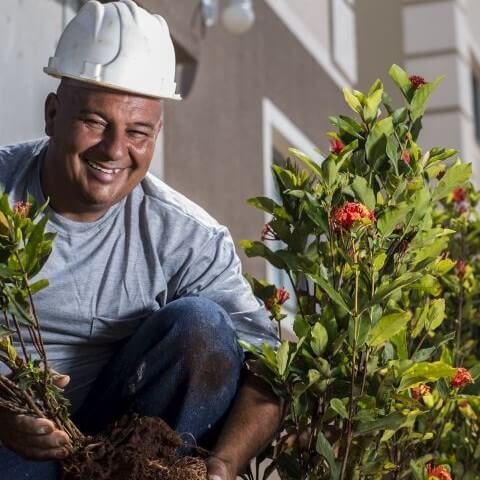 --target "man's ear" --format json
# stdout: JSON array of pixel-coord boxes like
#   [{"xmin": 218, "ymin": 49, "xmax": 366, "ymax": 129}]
[{"xmin": 44, "ymin": 93, "xmax": 59, "ymax": 137}]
